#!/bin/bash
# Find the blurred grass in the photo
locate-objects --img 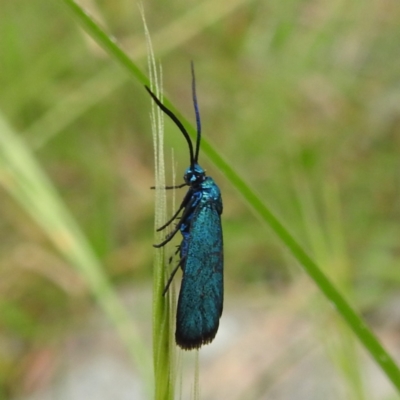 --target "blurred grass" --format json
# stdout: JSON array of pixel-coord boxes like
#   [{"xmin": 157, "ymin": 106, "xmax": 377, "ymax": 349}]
[{"xmin": 1, "ymin": 0, "xmax": 400, "ymax": 398}]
